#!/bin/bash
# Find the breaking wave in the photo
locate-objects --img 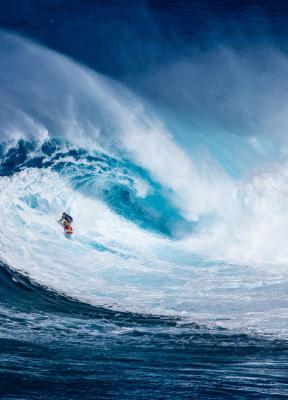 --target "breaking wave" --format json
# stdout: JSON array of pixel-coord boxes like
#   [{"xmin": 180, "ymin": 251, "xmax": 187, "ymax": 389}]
[{"xmin": 1, "ymin": 32, "xmax": 288, "ymax": 339}]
